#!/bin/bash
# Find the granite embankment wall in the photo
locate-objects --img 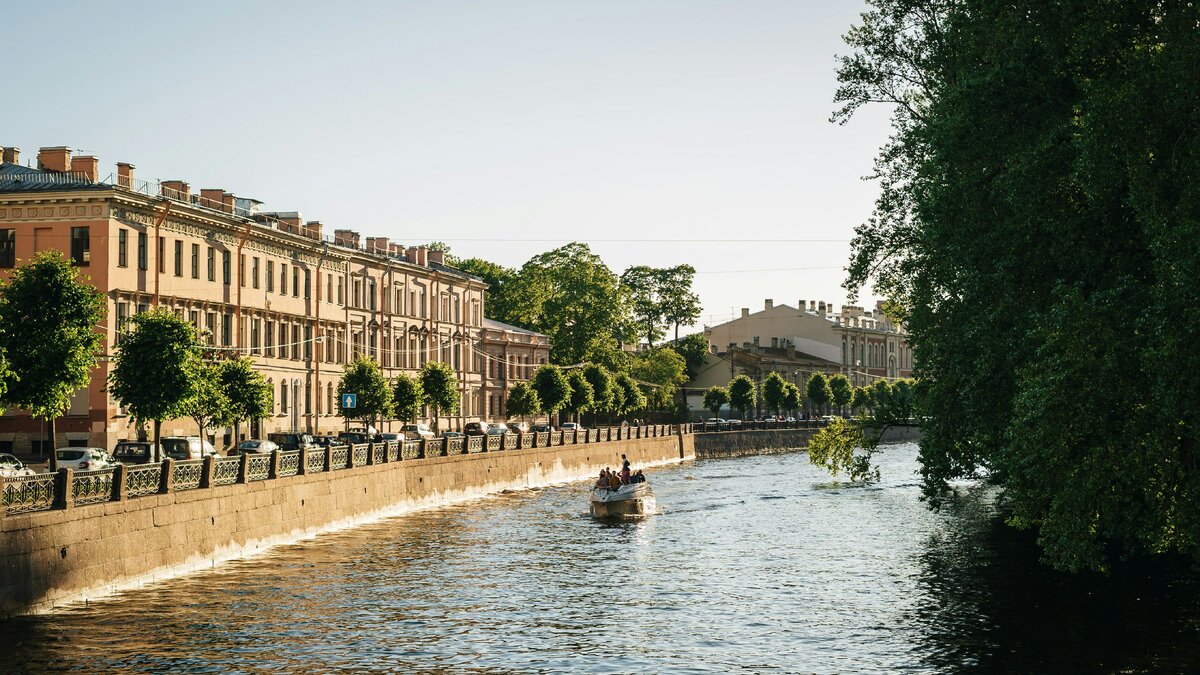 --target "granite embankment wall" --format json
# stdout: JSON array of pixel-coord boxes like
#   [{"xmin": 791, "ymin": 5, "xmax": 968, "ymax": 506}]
[
  {"xmin": 0, "ymin": 433, "xmax": 693, "ymax": 616},
  {"xmin": 693, "ymin": 424, "xmax": 923, "ymax": 459}
]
